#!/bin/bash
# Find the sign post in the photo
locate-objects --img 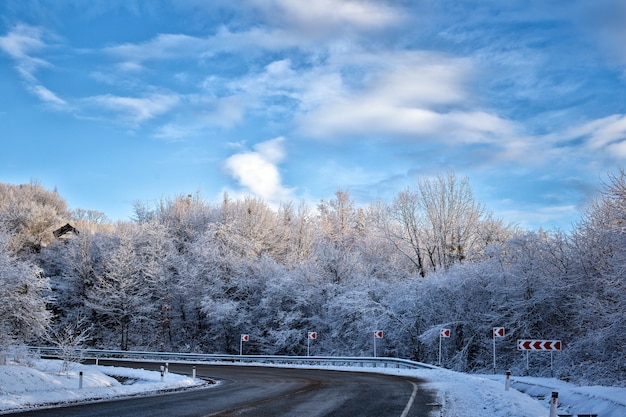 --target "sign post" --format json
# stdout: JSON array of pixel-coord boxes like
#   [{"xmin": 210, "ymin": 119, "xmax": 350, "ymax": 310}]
[
  {"xmin": 307, "ymin": 331, "xmax": 317, "ymax": 356},
  {"xmin": 492, "ymin": 327, "xmax": 505, "ymax": 374},
  {"xmin": 517, "ymin": 339, "xmax": 562, "ymax": 375},
  {"xmin": 439, "ymin": 329, "xmax": 450, "ymax": 366},
  {"xmin": 373, "ymin": 330, "xmax": 383, "ymax": 357},
  {"xmin": 240, "ymin": 334, "xmax": 249, "ymax": 356}
]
